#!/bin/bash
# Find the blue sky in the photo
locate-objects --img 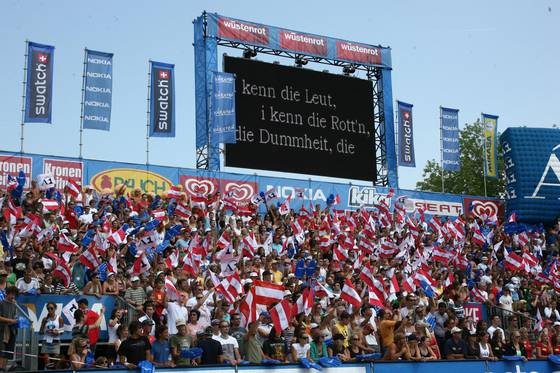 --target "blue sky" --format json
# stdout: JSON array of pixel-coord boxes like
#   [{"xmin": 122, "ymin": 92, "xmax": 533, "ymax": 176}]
[{"xmin": 1, "ymin": 0, "xmax": 558, "ymax": 190}]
